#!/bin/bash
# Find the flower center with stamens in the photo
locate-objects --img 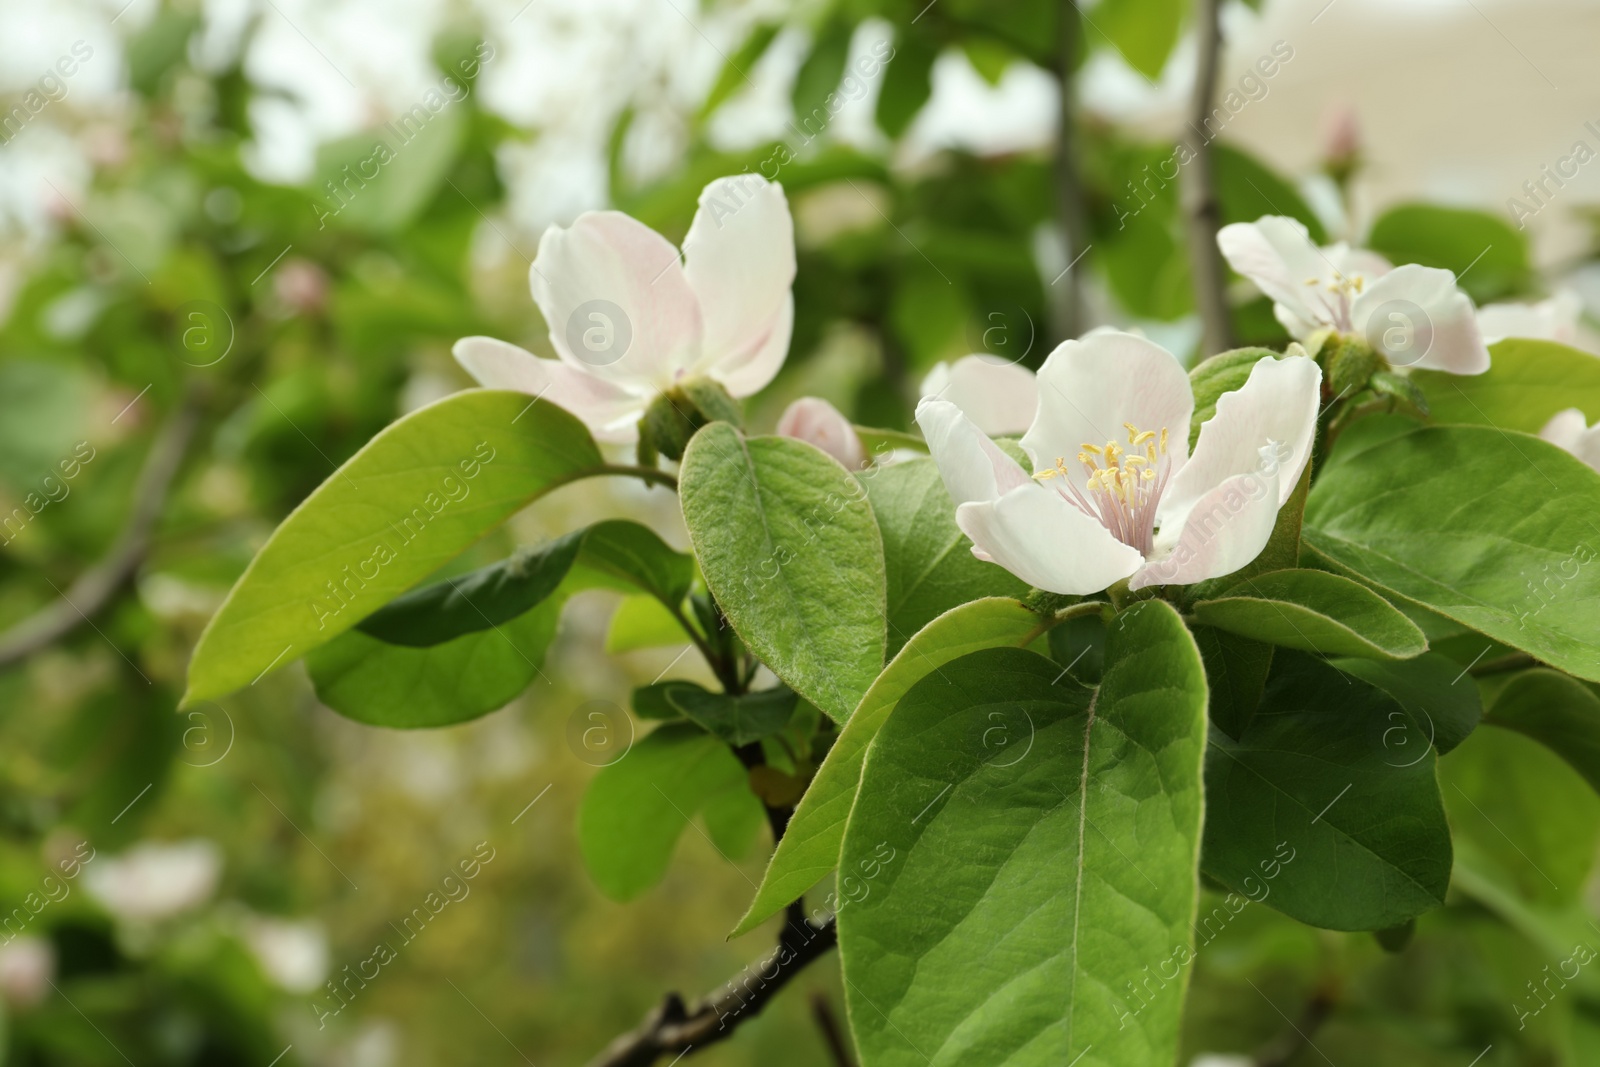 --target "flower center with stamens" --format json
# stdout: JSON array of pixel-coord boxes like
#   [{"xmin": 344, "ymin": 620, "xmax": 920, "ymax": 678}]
[
  {"xmin": 1035, "ymin": 422, "xmax": 1172, "ymax": 557},
  {"xmin": 1302, "ymin": 271, "xmax": 1367, "ymax": 332}
]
